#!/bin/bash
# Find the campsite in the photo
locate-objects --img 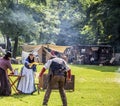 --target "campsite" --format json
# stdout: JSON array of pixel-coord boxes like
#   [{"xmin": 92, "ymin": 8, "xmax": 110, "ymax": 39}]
[
  {"xmin": 0, "ymin": 64, "xmax": 120, "ymax": 106},
  {"xmin": 21, "ymin": 44, "xmax": 70, "ymax": 64},
  {"xmin": 0, "ymin": 44, "xmax": 120, "ymax": 106},
  {"xmin": 1, "ymin": 44, "xmax": 120, "ymax": 106},
  {"xmin": 0, "ymin": 0, "xmax": 120, "ymax": 106}
]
